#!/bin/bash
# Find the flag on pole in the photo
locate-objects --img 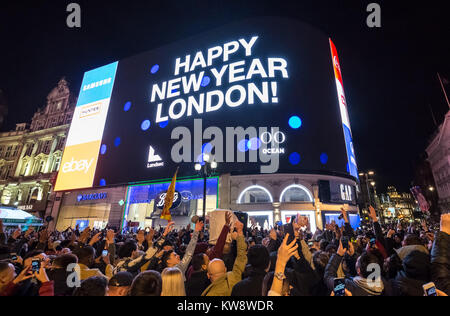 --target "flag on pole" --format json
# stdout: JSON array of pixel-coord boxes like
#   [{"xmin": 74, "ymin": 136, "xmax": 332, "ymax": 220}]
[
  {"xmin": 410, "ymin": 186, "xmax": 430, "ymax": 213},
  {"xmin": 160, "ymin": 167, "xmax": 179, "ymax": 221}
]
